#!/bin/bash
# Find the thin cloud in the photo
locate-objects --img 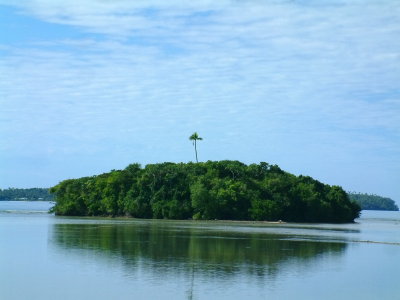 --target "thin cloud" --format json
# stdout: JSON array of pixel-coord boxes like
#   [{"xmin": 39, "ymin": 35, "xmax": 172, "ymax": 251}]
[{"xmin": 0, "ymin": 0, "xmax": 399, "ymax": 199}]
